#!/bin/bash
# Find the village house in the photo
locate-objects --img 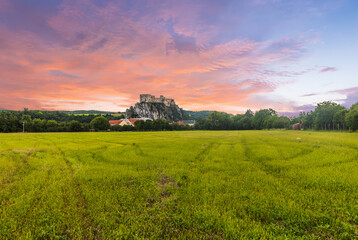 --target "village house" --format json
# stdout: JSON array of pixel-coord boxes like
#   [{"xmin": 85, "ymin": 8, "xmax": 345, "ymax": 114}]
[
  {"xmin": 177, "ymin": 120, "xmax": 196, "ymax": 126},
  {"xmin": 109, "ymin": 118, "xmax": 152, "ymax": 127}
]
